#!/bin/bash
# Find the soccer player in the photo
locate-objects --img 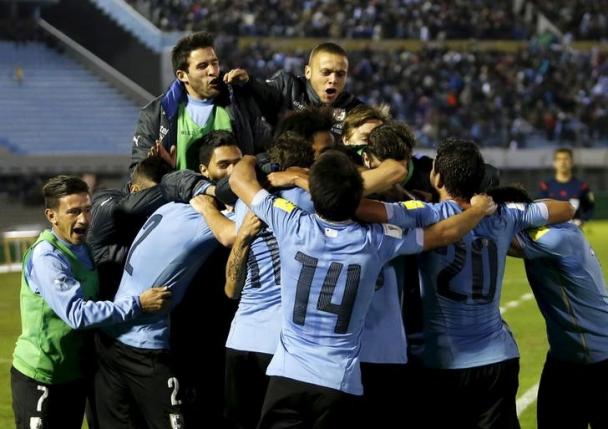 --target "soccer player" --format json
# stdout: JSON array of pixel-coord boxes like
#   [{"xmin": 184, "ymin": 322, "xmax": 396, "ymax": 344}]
[
  {"xmin": 361, "ymin": 139, "xmax": 575, "ymax": 428},
  {"xmin": 272, "ymin": 107, "xmax": 335, "ymax": 158},
  {"xmin": 88, "ymin": 156, "xmax": 208, "ymax": 300},
  {"xmin": 94, "ymin": 135, "xmax": 241, "ymax": 429},
  {"xmin": 11, "ymin": 175, "xmax": 170, "ymax": 429},
  {"xmin": 130, "ymin": 31, "xmax": 270, "ymax": 172},
  {"xmin": 229, "ymin": 150, "xmax": 497, "ymax": 428},
  {"xmin": 497, "ymin": 187, "xmax": 608, "ymax": 429},
  {"xmin": 224, "ymin": 132, "xmax": 316, "ymax": 429},
  {"xmin": 539, "ymin": 147, "xmax": 594, "ymax": 226}
]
